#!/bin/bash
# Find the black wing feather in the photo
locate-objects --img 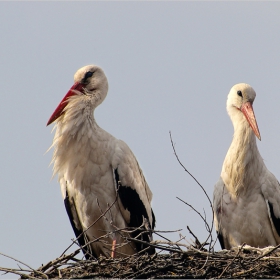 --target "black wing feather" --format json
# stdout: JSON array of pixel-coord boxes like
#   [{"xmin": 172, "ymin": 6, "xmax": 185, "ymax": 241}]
[
  {"xmin": 64, "ymin": 186, "xmax": 96, "ymax": 259},
  {"xmin": 151, "ymin": 209, "xmax": 156, "ymax": 230},
  {"xmin": 268, "ymin": 201, "xmax": 280, "ymax": 236},
  {"xmin": 114, "ymin": 168, "xmax": 155, "ymax": 254},
  {"xmin": 217, "ymin": 231, "xmax": 225, "ymax": 249}
]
